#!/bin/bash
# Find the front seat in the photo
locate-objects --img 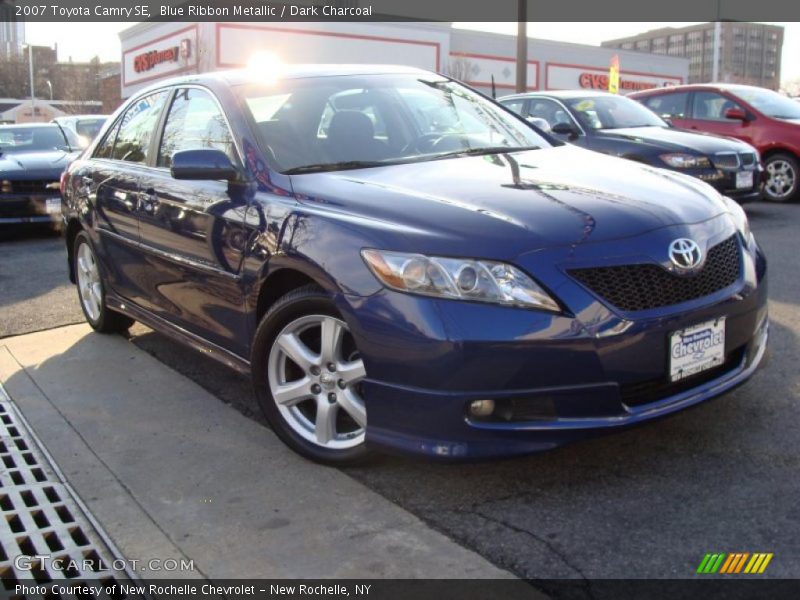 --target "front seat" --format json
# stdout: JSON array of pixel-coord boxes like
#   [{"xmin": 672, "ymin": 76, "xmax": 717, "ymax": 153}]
[{"xmin": 326, "ymin": 110, "xmax": 389, "ymax": 163}]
